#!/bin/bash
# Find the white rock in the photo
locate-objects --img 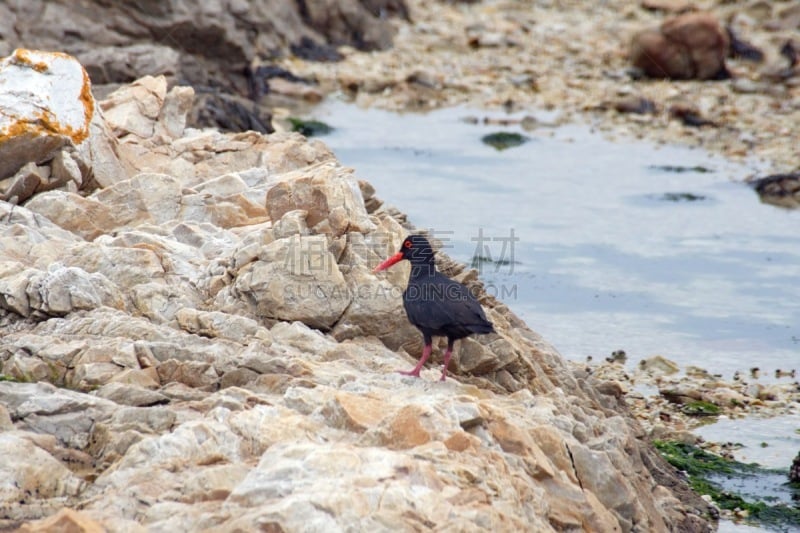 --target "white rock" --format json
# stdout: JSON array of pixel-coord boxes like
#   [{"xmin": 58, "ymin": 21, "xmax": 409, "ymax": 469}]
[
  {"xmin": 0, "ymin": 49, "xmax": 94, "ymax": 180},
  {"xmin": 233, "ymin": 235, "xmax": 351, "ymax": 329},
  {"xmin": 0, "ymin": 433, "xmax": 85, "ymax": 502},
  {"xmin": 30, "ymin": 263, "xmax": 125, "ymax": 316},
  {"xmin": 175, "ymin": 308, "xmax": 272, "ymax": 344},
  {"xmin": 100, "ymin": 75, "xmax": 167, "ymax": 139},
  {"xmin": 93, "ymin": 172, "xmax": 182, "ymax": 227},
  {"xmin": 0, "ymin": 381, "xmax": 117, "ymax": 420}
]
